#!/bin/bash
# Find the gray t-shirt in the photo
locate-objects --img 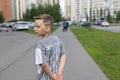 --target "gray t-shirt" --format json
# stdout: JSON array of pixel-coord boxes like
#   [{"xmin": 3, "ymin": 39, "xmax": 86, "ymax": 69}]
[{"xmin": 35, "ymin": 35, "xmax": 65, "ymax": 80}]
